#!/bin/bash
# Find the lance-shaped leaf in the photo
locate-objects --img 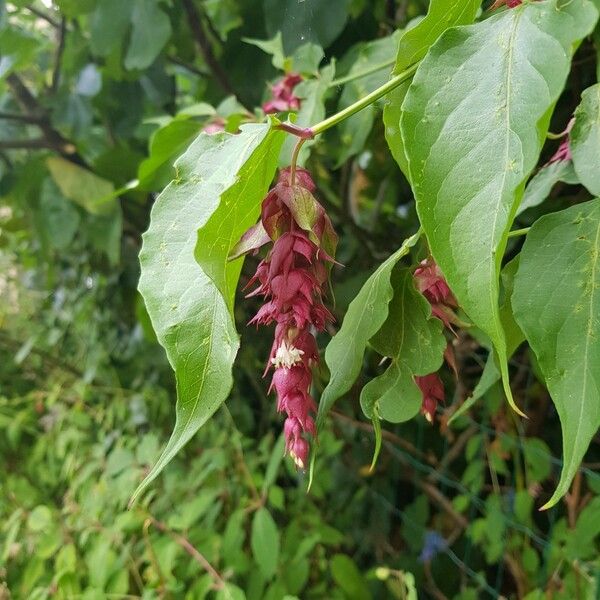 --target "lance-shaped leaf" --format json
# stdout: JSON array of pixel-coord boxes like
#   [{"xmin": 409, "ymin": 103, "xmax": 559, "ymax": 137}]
[
  {"xmin": 317, "ymin": 230, "xmax": 421, "ymax": 428},
  {"xmin": 361, "ymin": 268, "xmax": 446, "ymax": 423},
  {"xmin": 513, "ymin": 200, "xmax": 600, "ymax": 509},
  {"xmin": 401, "ymin": 0, "xmax": 597, "ymax": 414},
  {"xmin": 132, "ymin": 124, "xmax": 283, "ymax": 503},
  {"xmin": 383, "ymin": 0, "xmax": 481, "ymax": 178},
  {"xmin": 571, "ymin": 83, "xmax": 600, "ymax": 196}
]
